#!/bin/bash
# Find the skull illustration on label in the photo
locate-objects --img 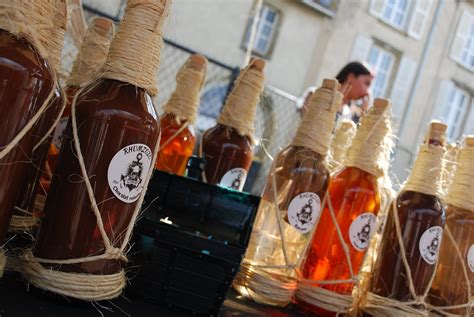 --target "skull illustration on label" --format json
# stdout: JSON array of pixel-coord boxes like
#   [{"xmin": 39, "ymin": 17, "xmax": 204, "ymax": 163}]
[
  {"xmin": 467, "ymin": 244, "xmax": 474, "ymax": 273},
  {"xmin": 419, "ymin": 226, "xmax": 443, "ymax": 265},
  {"xmin": 219, "ymin": 168, "xmax": 247, "ymax": 191},
  {"xmin": 349, "ymin": 213, "xmax": 376, "ymax": 251},
  {"xmin": 107, "ymin": 143, "xmax": 152, "ymax": 203},
  {"xmin": 287, "ymin": 192, "xmax": 321, "ymax": 234}
]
